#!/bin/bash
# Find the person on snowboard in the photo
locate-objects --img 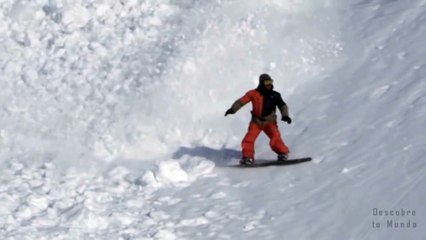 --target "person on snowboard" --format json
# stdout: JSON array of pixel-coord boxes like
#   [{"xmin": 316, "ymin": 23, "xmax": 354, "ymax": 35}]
[{"xmin": 224, "ymin": 73, "xmax": 292, "ymax": 165}]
